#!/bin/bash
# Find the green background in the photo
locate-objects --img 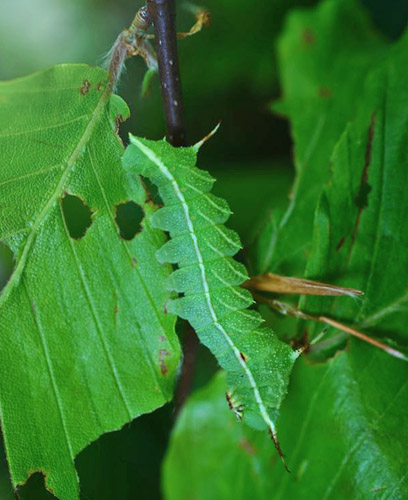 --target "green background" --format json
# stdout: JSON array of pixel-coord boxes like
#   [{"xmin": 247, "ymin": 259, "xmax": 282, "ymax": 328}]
[{"xmin": 0, "ymin": 0, "xmax": 407, "ymax": 498}]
